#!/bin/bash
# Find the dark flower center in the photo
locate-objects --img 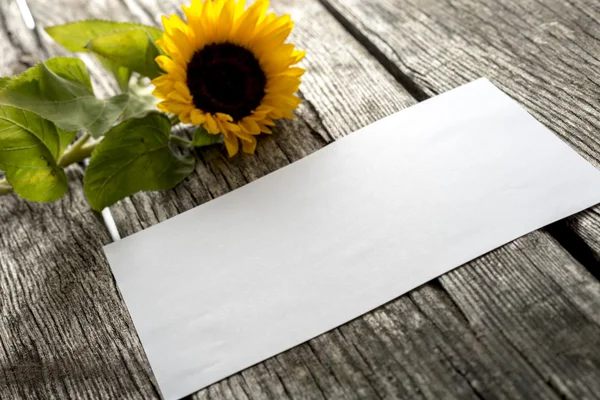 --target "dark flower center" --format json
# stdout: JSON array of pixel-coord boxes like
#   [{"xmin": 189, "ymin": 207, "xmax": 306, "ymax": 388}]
[{"xmin": 186, "ymin": 42, "xmax": 266, "ymax": 121}]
